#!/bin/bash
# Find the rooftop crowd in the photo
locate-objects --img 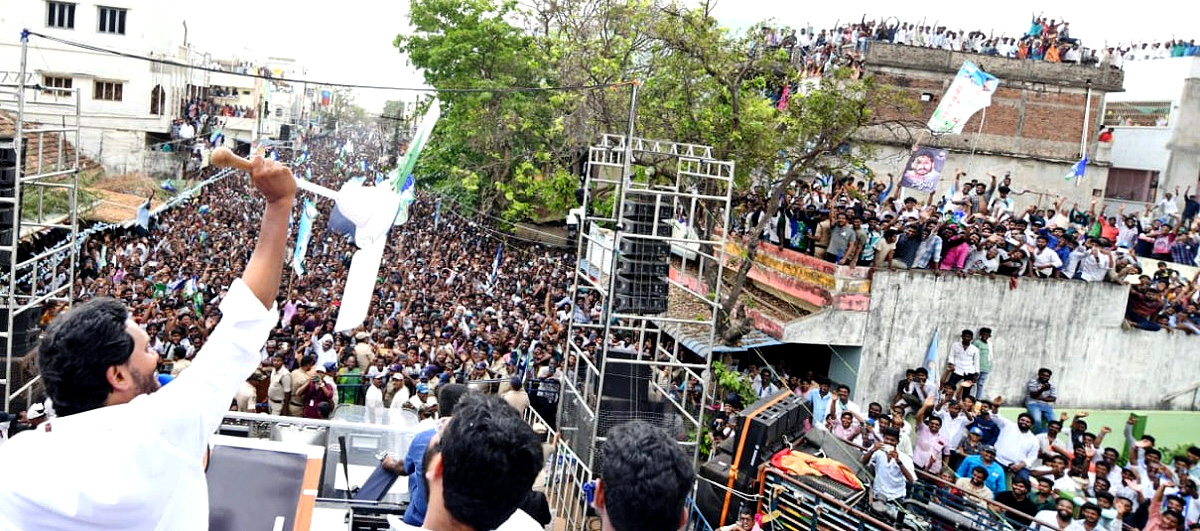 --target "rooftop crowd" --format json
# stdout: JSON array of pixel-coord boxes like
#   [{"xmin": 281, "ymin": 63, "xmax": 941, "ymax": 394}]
[
  {"xmin": 715, "ymin": 342, "xmax": 1200, "ymax": 531},
  {"xmin": 732, "ymin": 172, "xmax": 1200, "ymax": 333},
  {"xmin": 755, "ymin": 14, "xmax": 1197, "ymax": 81}
]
